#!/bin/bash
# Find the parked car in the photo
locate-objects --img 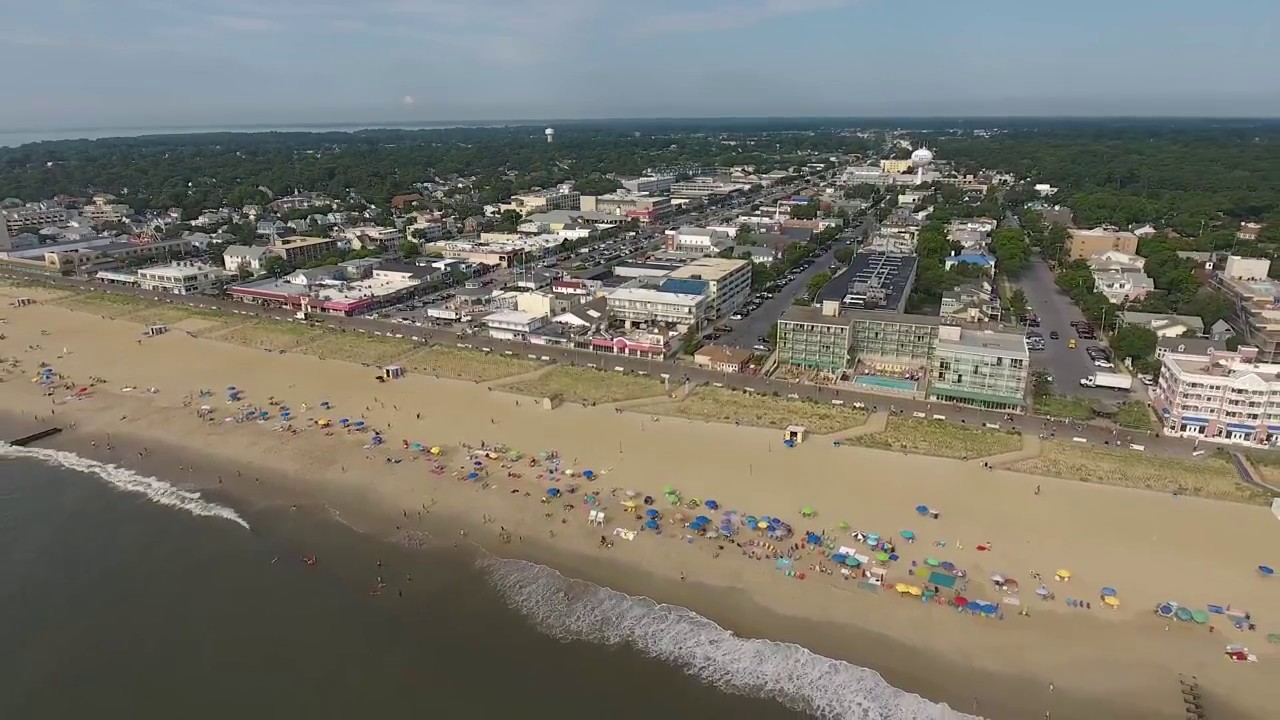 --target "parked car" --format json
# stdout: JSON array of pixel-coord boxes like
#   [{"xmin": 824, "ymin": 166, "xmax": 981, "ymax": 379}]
[{"xmin": 1049, "ymin": 331, "xmax": 1060, "ymax": 339}]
